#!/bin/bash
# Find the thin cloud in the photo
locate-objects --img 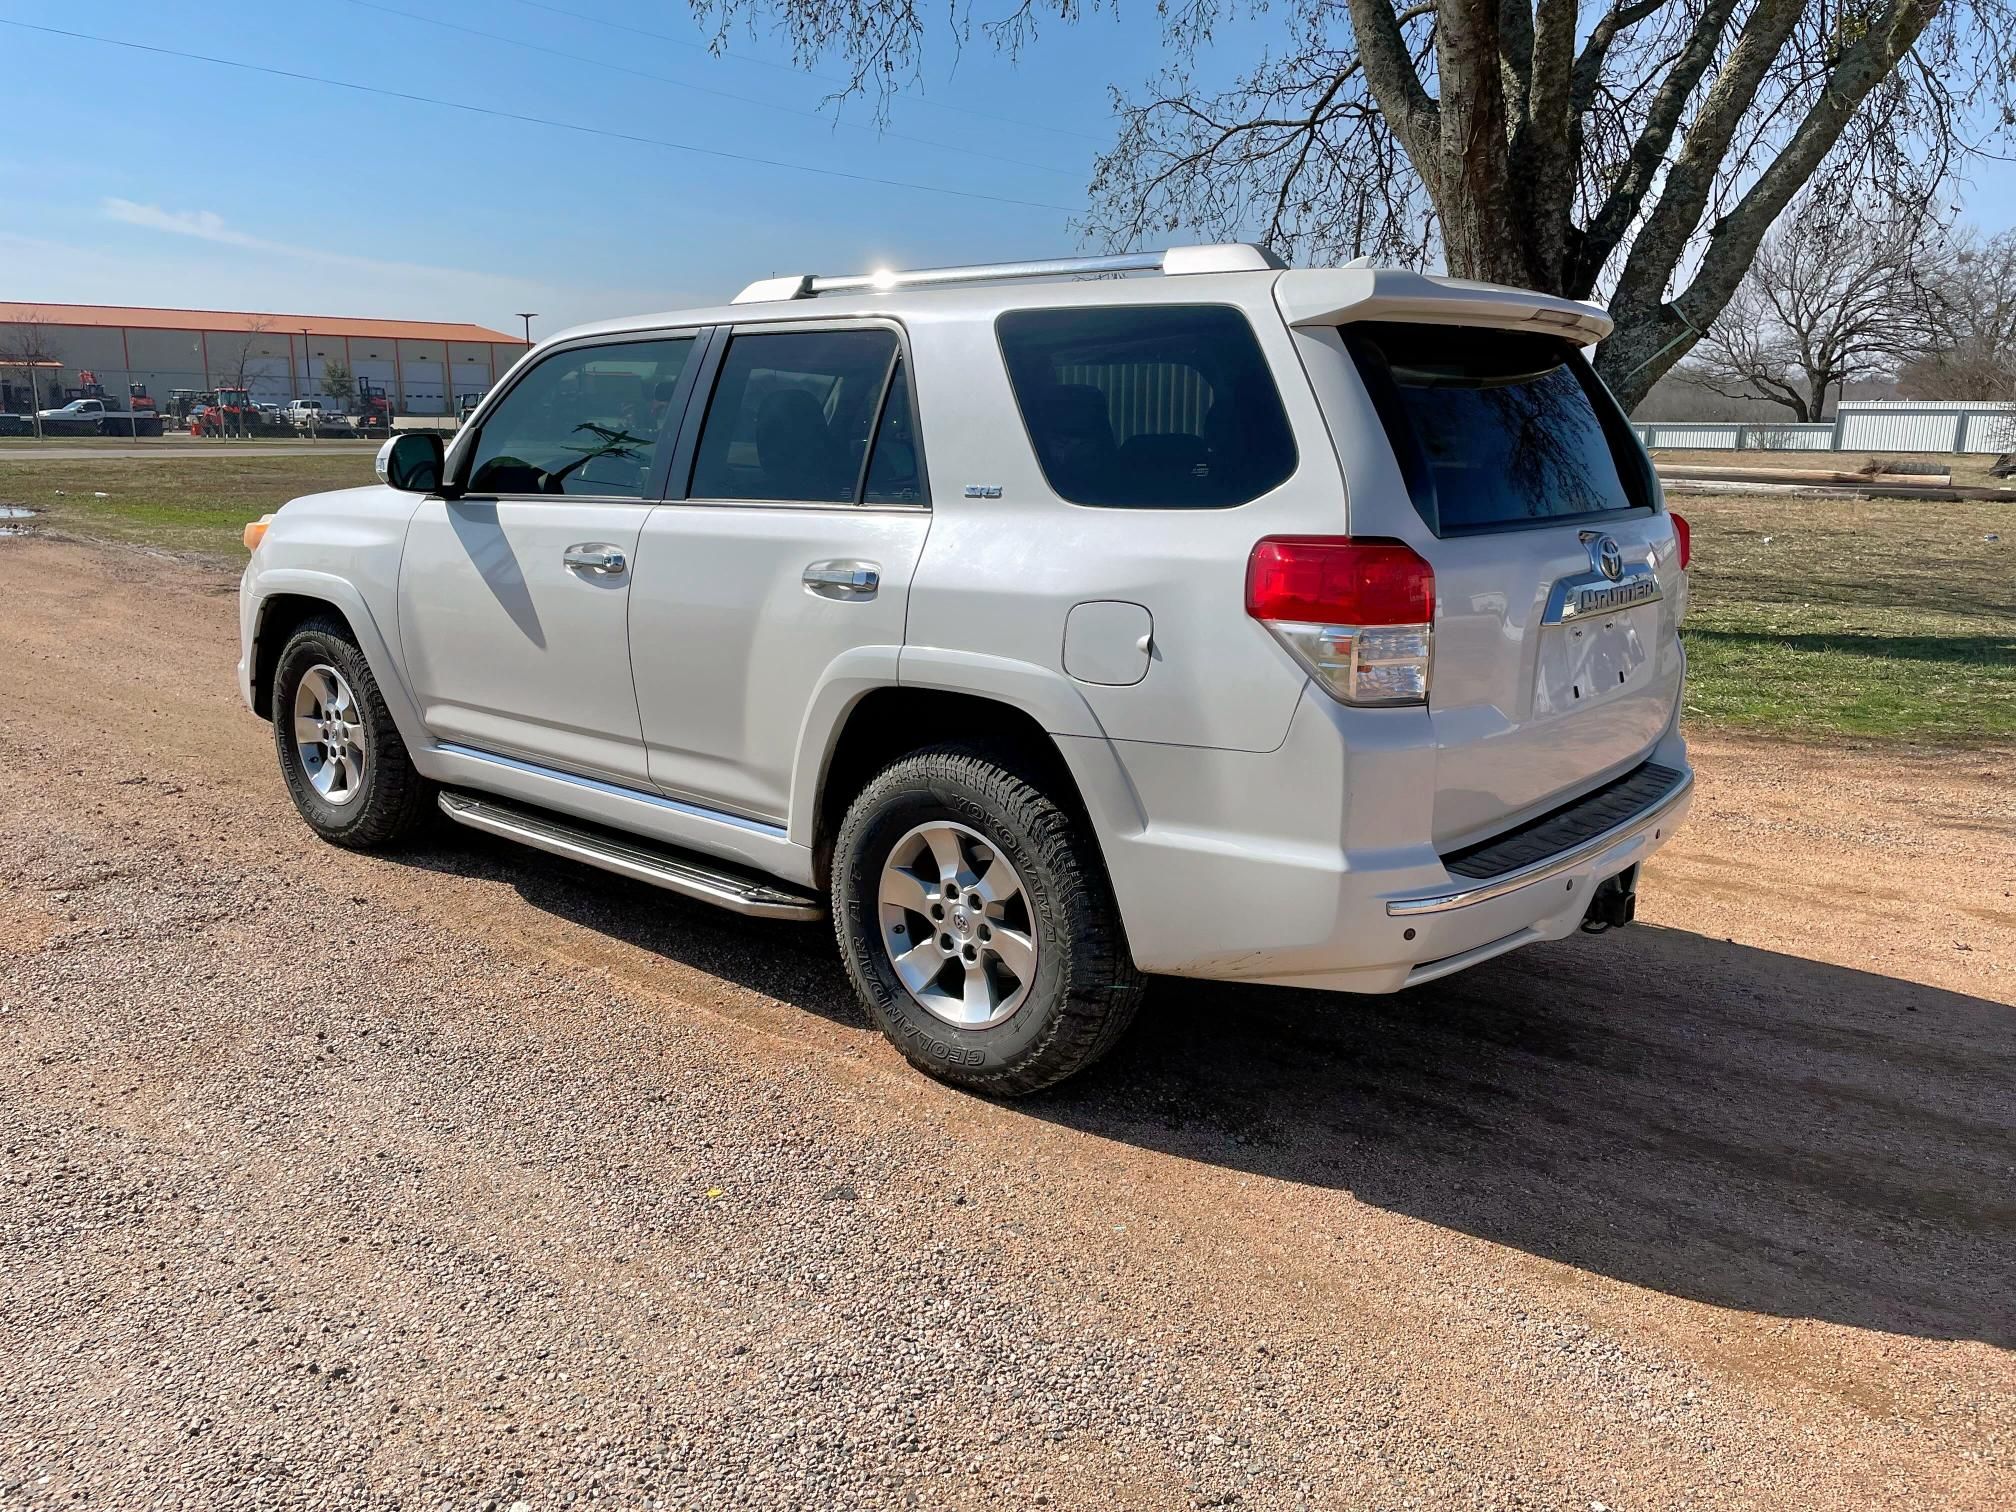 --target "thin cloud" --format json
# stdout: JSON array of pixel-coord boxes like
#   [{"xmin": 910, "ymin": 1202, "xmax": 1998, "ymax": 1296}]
[
  {"xmin": 100, "ymin": 197, "xmax": 540, "ymax": 291},
  {"xmin": 63, "ymin": 203, "xmax": 698, "ymax": 330},
  {"xmin": 102, "ymin": 199, "xmax": 263, "ymax": 249}
]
